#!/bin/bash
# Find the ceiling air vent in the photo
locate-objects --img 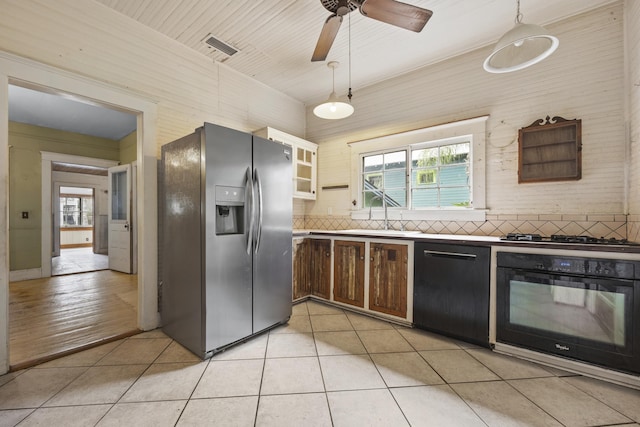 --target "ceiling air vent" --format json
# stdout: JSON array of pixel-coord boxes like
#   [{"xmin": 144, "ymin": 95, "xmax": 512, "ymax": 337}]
[{"xmin": 202, "ymin": 33, "xmax": 239, "ymax": 57}]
